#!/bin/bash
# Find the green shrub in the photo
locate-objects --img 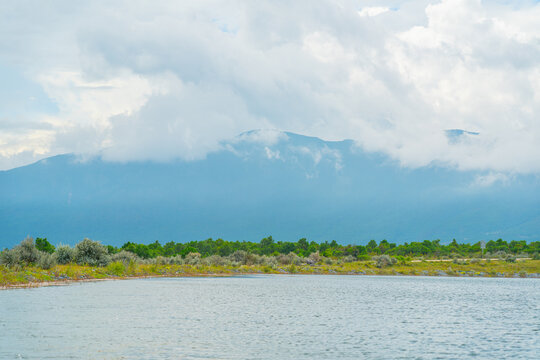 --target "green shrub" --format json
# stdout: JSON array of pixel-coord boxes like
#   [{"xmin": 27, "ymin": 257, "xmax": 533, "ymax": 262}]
[
  {"xmin": 228, "ymin": 250, "xmax": 260, "ymax": 265},
  {"xmin": 74, "ymin": 238, "xmax": 111, "ymax": 266},
  {"xmin": 261, "ymin": 256, "xmax": 277, "ymax": 268},
  {"xmin": 112, "ymin": 250, "xmax": 140, "ymax": 265},
  {"xmin": 288, "ymin": 263, "xmax": 297, "ymax": 273},
  {"xmin": 202, "ymin": 255, "xmax": 227, "ymax": 266},
  {"xmin": 54, "ymin": 245, "xmax": 75, "ymax": 264},
  {"xmin": 276, "ymin": 252, "xmax": 302, "ymax": 265},
  {"xmin": 185, "ymin": 252, "xmax": 201, "ymax": 265},
  {"xmin": 156, "ymin": 256, "xmax": 172, "ymax": 265},
  {"xmin": 0, "ymin": 237, "xmax": 41, "ymax": 267},
  {"xmin": 169, "ymin": 255, "xmax": 184, "ymax": 265},
  {"xmin": 372, "ymin": 255, "xmax": 397, "ymax": 268},
  {"xmin": 395, "ymin": 255, "xmax": 411, "ymax": 265},
  {"xmin": 323, "ymin": 257, "xmax": 334, "ymax": 265},
  {"xmin": 106, "ymin": 261, "xmax": 126, "ymax": 276},
  {"xmin": 229, "ymin": 250, "xmax": 248, "ymax": 263},
  {"xmin": 37, "ymin": 251, "xmax": 56, "ymax": 269},
  {"xmin": 504, "ymin": 254, "xmax": 516, "ymax": 263},
  {"xmin": 307, "ymin": 251, "xmax": 321, "ymax": 265},
  {"xmin": 16, "ymin": 237, "xmax": 40, "ymax": 265},
  {"xmin": 0, "ymin": 249, "xmax": 19, "ymax": 268}
]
